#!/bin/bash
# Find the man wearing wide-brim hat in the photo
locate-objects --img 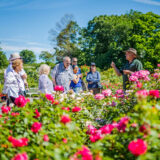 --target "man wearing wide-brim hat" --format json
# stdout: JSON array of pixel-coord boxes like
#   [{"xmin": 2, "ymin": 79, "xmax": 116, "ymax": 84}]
[
  {"xmin": 111, "ymin": 48, "xmax": 143, "ymax": 90},
  {"xmin": 4, "ymin": 53, "xmax": 28, "ymax": 94}
]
